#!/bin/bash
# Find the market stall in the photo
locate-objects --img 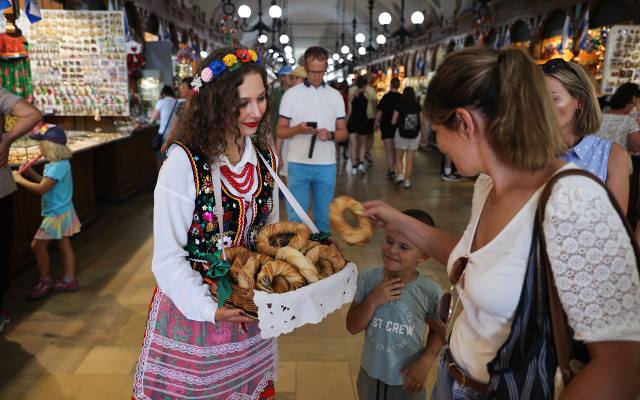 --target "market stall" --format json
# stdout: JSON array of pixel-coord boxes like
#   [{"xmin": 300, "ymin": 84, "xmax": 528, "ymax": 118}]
[
  {"xmin": 5, "ymin": 7, "xmax": 160, "ymax": 268},
  {"xmin": 8, "ymin": 125, "xmax": 157, "ymax": 267}
]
